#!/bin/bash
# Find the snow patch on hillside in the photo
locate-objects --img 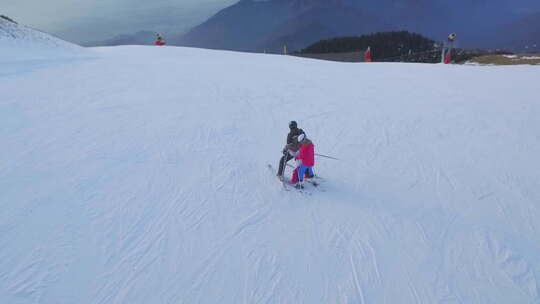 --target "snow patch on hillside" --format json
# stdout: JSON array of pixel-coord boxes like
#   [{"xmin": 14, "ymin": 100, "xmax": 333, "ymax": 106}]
[{"xmin": 0, "ymin": 17, "xmax": 91, "ymax": 62}]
